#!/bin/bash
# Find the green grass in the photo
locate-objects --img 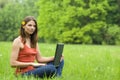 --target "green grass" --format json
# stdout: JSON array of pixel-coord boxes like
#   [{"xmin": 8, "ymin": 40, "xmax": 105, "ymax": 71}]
[{"xmin": 0, "ymin": 42, "xmax": 120, "ymax": 80}]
